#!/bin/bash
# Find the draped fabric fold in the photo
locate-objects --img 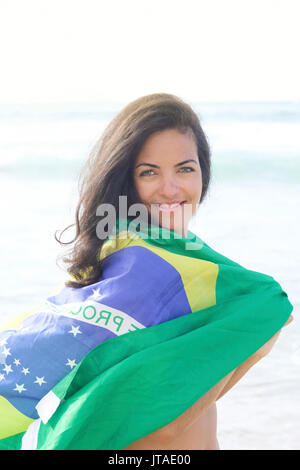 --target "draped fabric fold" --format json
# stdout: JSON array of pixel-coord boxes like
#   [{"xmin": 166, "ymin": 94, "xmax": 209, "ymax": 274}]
[{"xmin": 0, "ymin": 218, "xmax": 293, "ymax": 449}]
